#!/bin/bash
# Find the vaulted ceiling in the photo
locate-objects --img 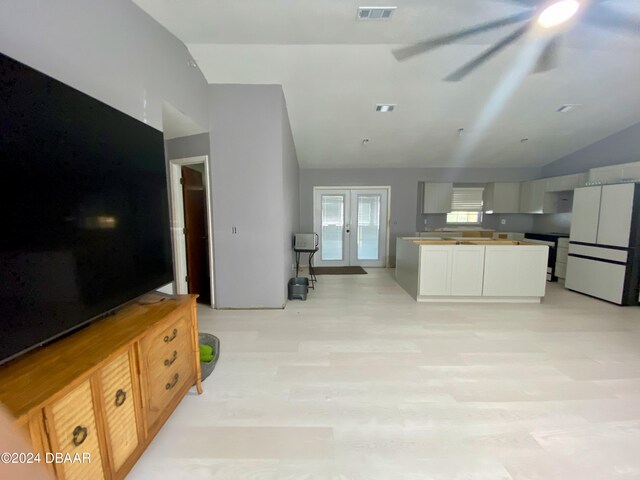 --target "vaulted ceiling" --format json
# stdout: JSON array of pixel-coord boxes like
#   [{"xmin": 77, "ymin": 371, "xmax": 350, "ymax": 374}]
[{"xmin": 133, "ymin": 0, "xmax": 640, "ymax": 169}]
